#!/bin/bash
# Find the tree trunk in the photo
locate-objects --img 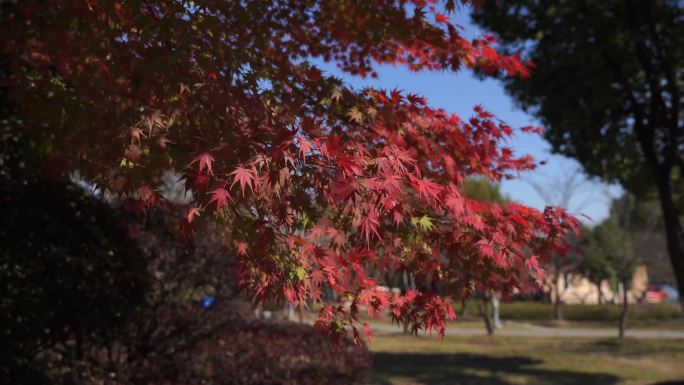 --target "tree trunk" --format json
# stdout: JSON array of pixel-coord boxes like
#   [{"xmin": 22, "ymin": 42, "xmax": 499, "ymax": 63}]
[
  {"xmin": 619, "ymin": 280, "xmax": 629, "ymax": 339},
  {"xmin": 478, "ymin": 297, "xmax": 494, "ymax": 336},
  {"xmin": 553, "ymin": 274, "xmax": 562, "ymax": 320},
  {"xmin": 491, "ymin": 295, "xmax": 502, "ymax": 329},
  {"xmin": 284, "ymin": 303, "xmax": 296, "ymax": 321},
  {"xmin": 402, "ymin": 271, "xmax": 410, "ymax": 334},
  {"xmin": 654, "ymin": 173, "xmax": 684, "ymax": 312},
  {"xmin": 596, "ymin": 283, "xmax": 603, "ymax": 305},
  {"xmin": 634, "ymin": 114, "xmax": 684, "ymax": 314},
  {"xmin": 460, "ymin": 298, "xmax": 468, "ymax": 318}
]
